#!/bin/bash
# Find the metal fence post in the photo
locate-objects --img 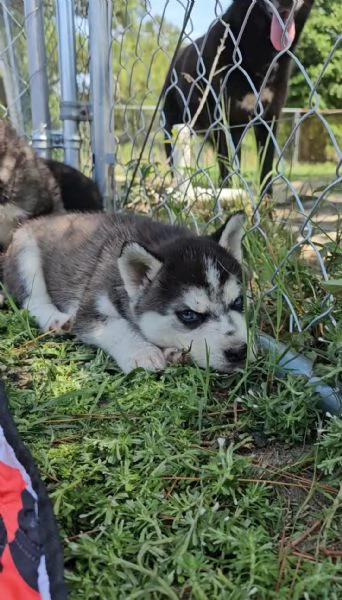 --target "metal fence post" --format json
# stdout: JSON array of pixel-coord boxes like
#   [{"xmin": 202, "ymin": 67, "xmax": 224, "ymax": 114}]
[
  {"xmin": 292, "ymin": 109, "xmax": 301, "ymax": 165},
  {"xmin": 1, "ymin": 1, "xmax": 25, "ymax": 133},
  {"xmin": 55, "ymin": 0, "xmax": 80, "ymax": 169},
  {"xmin": 88, "ymin": 0, "xmax": 114, "ymax": 207},
  {"xmin": 23, "ymin": 0, "xmax": 51, "ymax": 157}
]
